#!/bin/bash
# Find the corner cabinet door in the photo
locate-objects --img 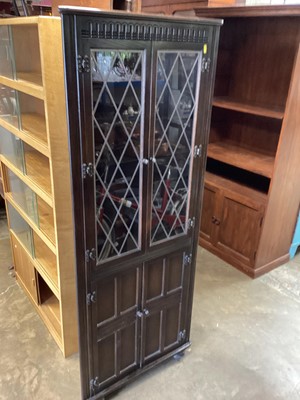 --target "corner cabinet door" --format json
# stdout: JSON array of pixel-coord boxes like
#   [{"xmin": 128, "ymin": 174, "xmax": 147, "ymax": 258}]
[
  {"xmin": 78, "ymin": 39, "xmax": 151, "ymax": 269},
  {"xmin": 216, "ymin": 190, "xmax": 264, "ymax": 267},
  {"xmin": 89, "ymin": 266, "xmax": 142, "ymax": 395},
  {"xmin": 199, "ymin": 182, "xmax": 219, "ymax": 244},
  {"xmin": 148, "ymin": 45, "xmax": 204, "ymax": 249},
  {"xmin": 141, "ymin": 249, "xmax": 191, "ymax": 365}
]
